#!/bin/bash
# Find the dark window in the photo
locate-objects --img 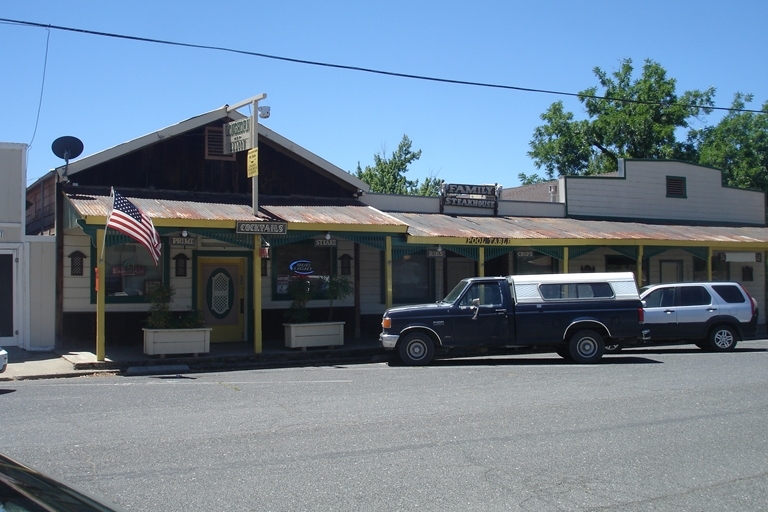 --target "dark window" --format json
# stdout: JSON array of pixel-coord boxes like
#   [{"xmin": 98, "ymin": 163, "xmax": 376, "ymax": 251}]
[
  {"xmin": 712, "ymin": 284, "xmax": 746, "ymax": 303},
  {"xmin": 273, "ymin": 242, "xmax": 333, "ymax": 300},
  {"xmin": 393, "ymin": 253, "xmax": 432, "ymax": 304},
  {"xmin": 680, "ymin": 286, "xmax": 711, "ymax": 306},
  {"xmin": 644, "ymin": 288, "xmax": 675, "ymax": 308},
  {"xmin": 459, "ymin": 283, "xmax": 502, "ymax": 307},
  {"xmin": 666, "ymin": 176, "xmax": 687, "ymax": 198},
  {"xmin": 539, "ymin": 282, "xmax": 614, "ymax": 300}
]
